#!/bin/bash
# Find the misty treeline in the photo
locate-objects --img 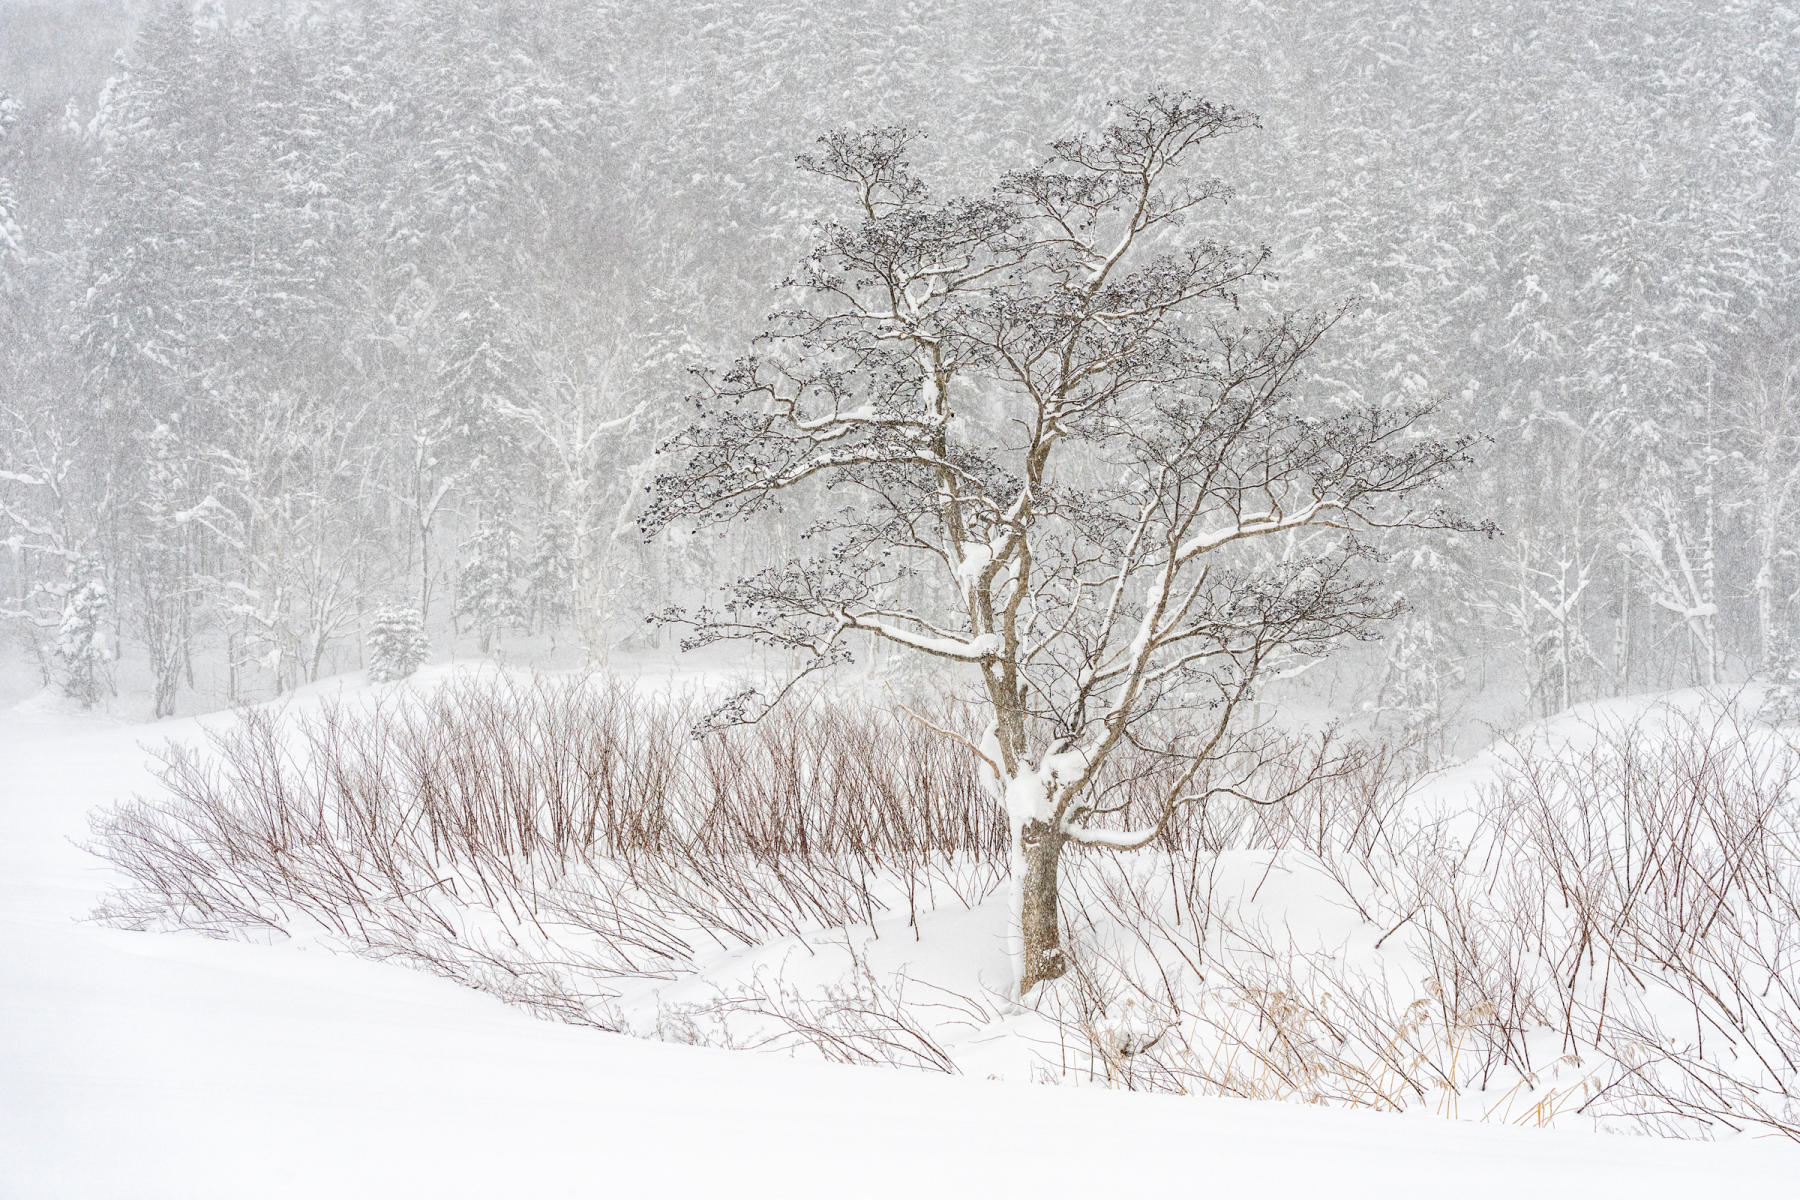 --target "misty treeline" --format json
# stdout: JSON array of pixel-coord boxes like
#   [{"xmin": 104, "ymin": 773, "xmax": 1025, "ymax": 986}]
[{"xmin": 1, "ymin": 0, "xmax": 1796, "ymax": 722}]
